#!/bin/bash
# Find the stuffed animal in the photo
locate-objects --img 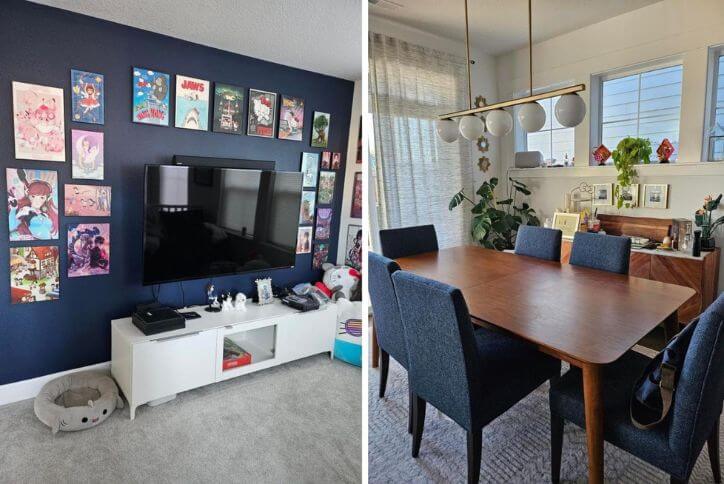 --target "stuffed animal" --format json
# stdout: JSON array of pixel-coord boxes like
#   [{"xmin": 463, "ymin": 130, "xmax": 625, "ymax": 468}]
[{"xmin": 314, "ymin": 263, "xmax": 361, "ymax": 301}]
